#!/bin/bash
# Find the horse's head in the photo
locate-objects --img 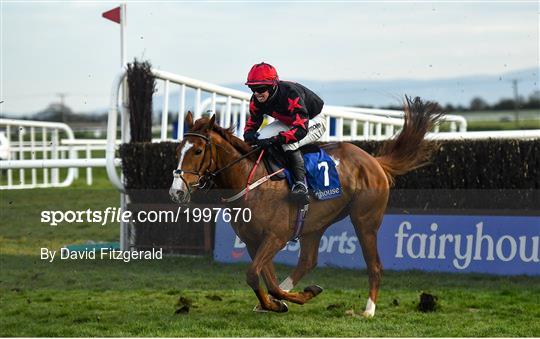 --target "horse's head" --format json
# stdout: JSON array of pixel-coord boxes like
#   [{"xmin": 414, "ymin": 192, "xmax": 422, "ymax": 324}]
[{"xmin": 169, "ymin": 112, "xmax": 218, "ymax": 204}]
